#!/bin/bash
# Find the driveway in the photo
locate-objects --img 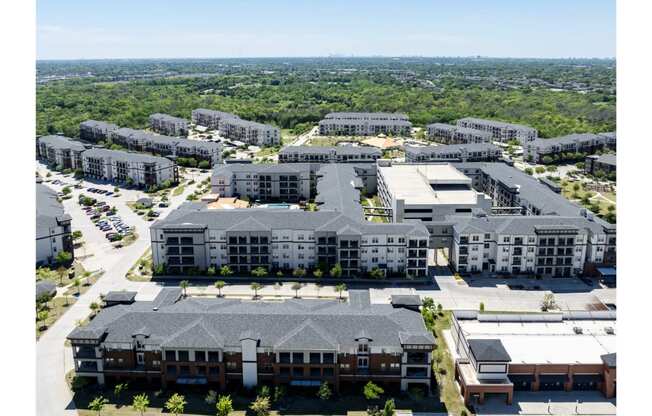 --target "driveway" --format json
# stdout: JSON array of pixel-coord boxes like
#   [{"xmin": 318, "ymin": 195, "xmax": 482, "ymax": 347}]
[{"xmin": 36, "ymin": 165, "xmax": 204, "ymax": 416}]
